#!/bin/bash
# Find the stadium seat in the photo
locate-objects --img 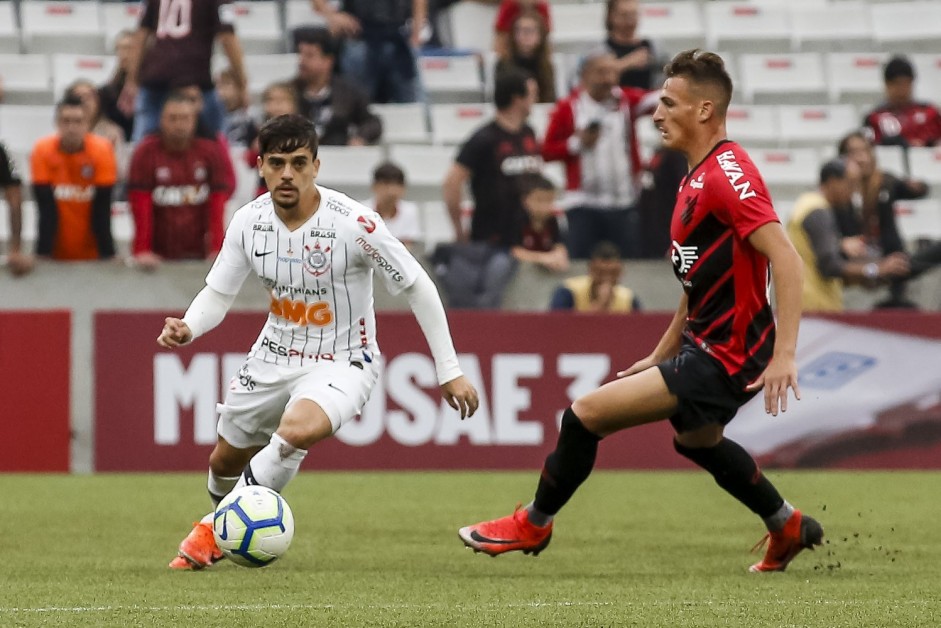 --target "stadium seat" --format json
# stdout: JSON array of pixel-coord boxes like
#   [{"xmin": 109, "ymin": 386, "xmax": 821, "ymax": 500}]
[
  {"xmin": 419, "ymin": 55, "xmax": 484, "ymax": 104},
  {"xmin": 529, "ymin": 102, "xmax": 555, "ymax": 143},
  {"xmin": 420, "ymin": 200, "xmax": 456, "ymax": 254},
  {"xmin": 637, "ymin": 2, "xmax": 705, "ymax": 54},
  {"xmin": 873, "ymin": 144, "xmax": 907, "ymax": 178},
  {"xmin": 825, "ymin": 52, "xmax": 888, "ymax": 106},
  {"xmin": 739, "ymin": 53, "xmax": 827, "ymax": 105},
  {"xmin": 790, "ymin": 2, "xmax": 873, "ymax": 53},
  {"xmin": 705, "ymin": 3, "xmax": 792, "ymax": 54},
  {"xmin": 0, "ymin": 55, "xmax": 52, "ymax": 105},
  {"xmin": 387, "ymin": 144, "xmax": 457, "ymax": 202},
  {"xmin": 542, "ymin": 160, "xmax": 566, "ymax": 191},
  {"xmin": 430, "ymin": 103, "xmax": 494, "ymax": 145},
  {"xmin": 20, "ymin": 1, "xmax": 105, "ymax": 55},
  {"xmin": 911, "ymin": 54, "xmax": 941, "ymax": 109},
  {"xmin": 100, "ymin": 1, "xmax": 141, "ymax": 50},
  {"xmin": 315, "ymin": 145, "xmax": 385, "ymax": 200},
  {"xmin": 893, "ymin": 198, "xmax": 941, "ymax": 242},
  {"xmin": 0, "ymin": 105, "xmax": 54, "ymax": 153},
  {"xmin": 777, "ymin": 105, "xmax": 859, "ymax": 149},
  {"xmin": 231, "ymin": 2, "xmax": 285, "ymax": 55},
  {"xmin": 110, "ymin": 200, "xmax": 134, "ymax": 257},
  {"xmin": 908, "ymin": 147, "xmax": 941, "ymax": 186},
  {"xmin": 550, "ymin": 3, "xmax": 606, "ymax": 54},
  {"xmin": 0, "ymin": 1, "xmax": 20, "ymax": 53},
  {"xmin": 725, "ymin": 105, "xmax": 780, "ymax": 148},
  {"xmin": 217, "ymin": 54, "xmax": 297, "ymax": 99},
  {"xmin": 284, "ymin": 0, "xmax": 327, "ymax": 33},
  {"xmin": 52, "ymin": 55, "xmax": 116, "ymax": 100},
  {"xmin": 372, "ymin": 103, "xmax": 429, "ymax": 144},
  {"xmin": 871, "ymin": 1, "xmax": 941, "ymax": 53},
  {"xmin": 440, "ymin": 1, "xmax": 496, "ymax": 53},
  {"xmin": 747, "ymin": 148, "xmax": 820, "ymax": 200}
]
